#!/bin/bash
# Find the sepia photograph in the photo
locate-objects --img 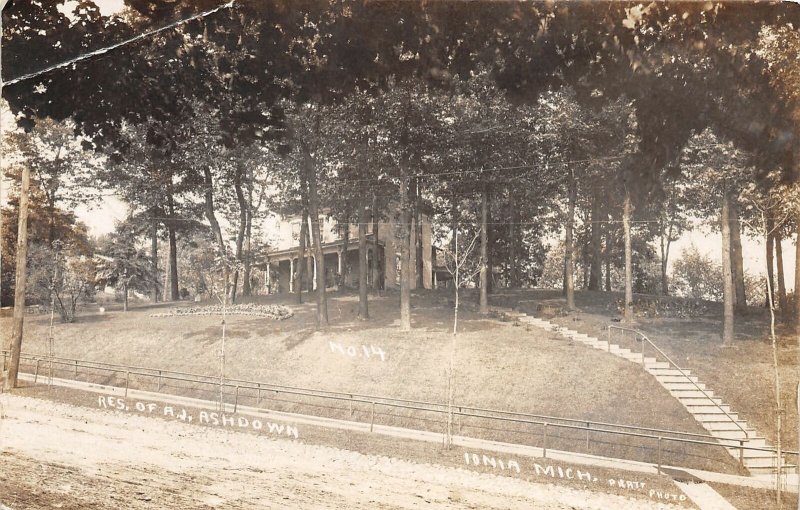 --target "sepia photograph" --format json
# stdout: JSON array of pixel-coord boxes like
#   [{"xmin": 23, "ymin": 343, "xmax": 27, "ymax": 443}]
[{"xmin": 1, "ymin": 1, "xmax": 799, "ymax": 508}]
